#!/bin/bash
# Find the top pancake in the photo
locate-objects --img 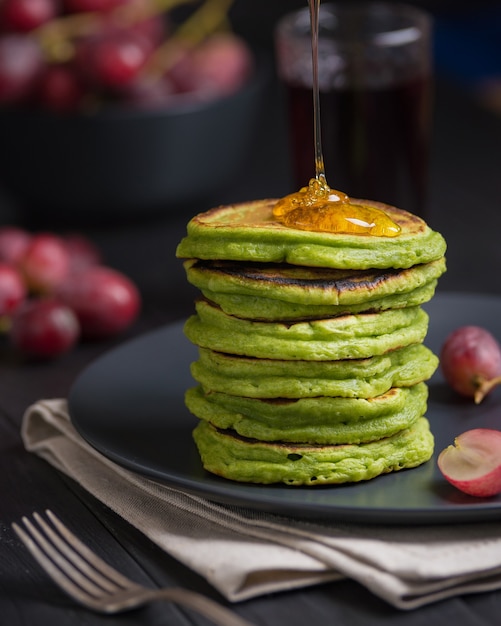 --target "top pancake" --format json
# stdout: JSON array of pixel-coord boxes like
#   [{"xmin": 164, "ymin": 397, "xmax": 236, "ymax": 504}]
[{"xmin": 176, "ymin": 199, "xmax": 447, "ymax": 270}]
